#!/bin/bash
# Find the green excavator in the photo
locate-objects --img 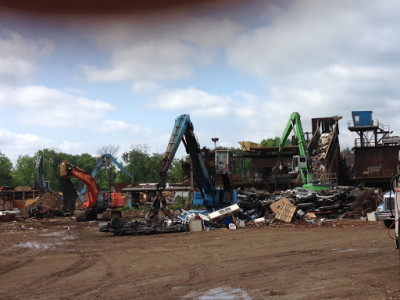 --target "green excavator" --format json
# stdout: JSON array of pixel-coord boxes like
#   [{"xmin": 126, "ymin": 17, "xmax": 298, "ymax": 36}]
[{"xmin": 278, "ymin": 112, "xmax": 333, "ymax": 191}]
